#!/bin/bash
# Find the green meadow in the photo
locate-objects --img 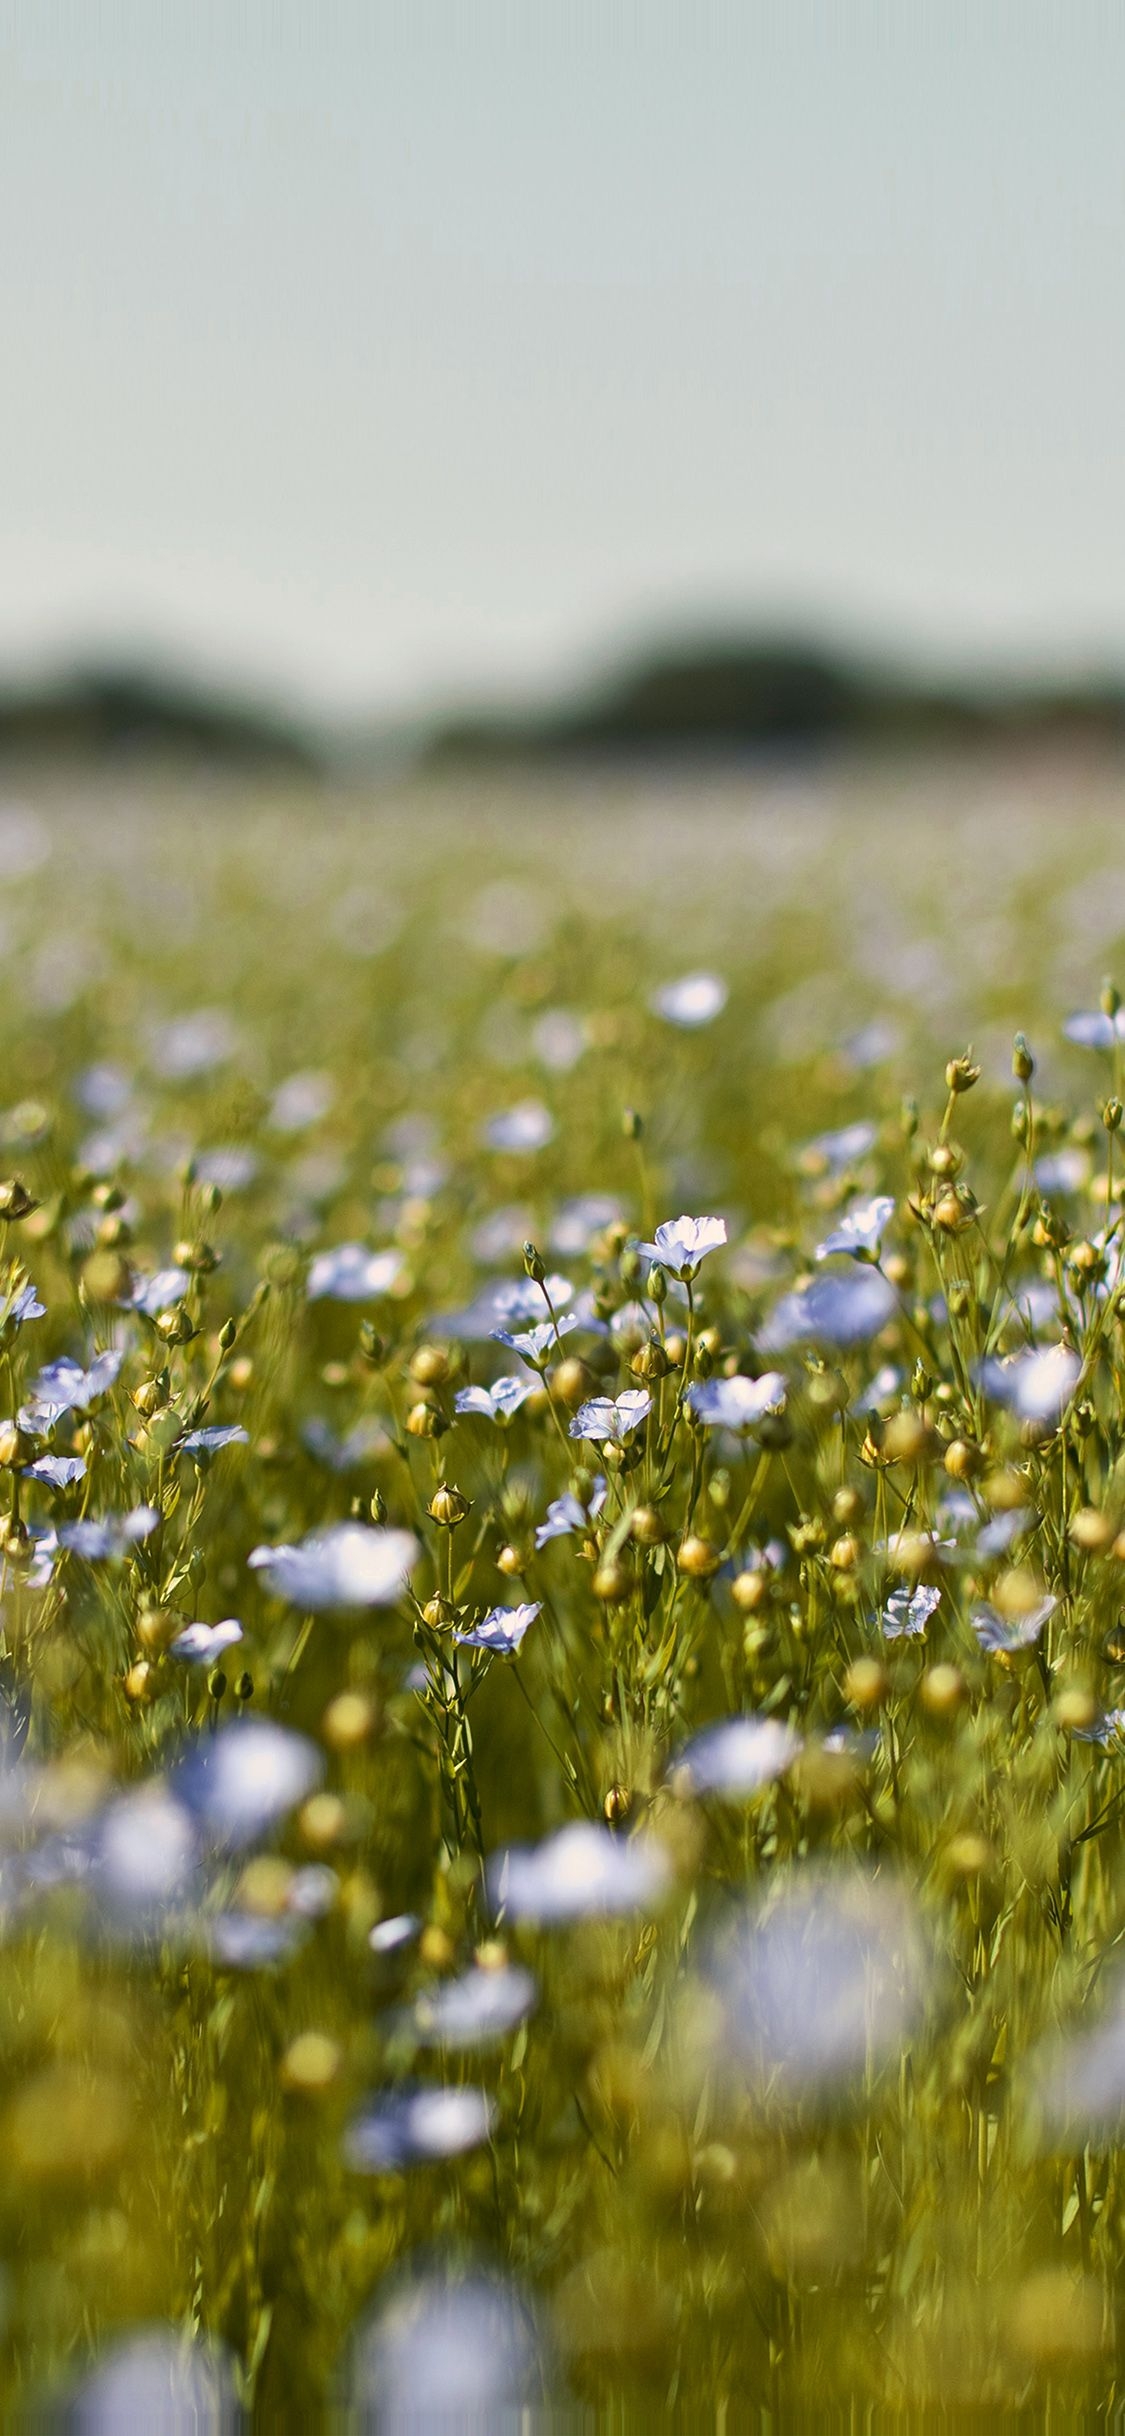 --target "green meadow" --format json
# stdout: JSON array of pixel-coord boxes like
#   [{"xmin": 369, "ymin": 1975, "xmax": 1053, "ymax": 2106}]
[{"xmin": 1, "ymin": 759, "xmax": 1125, "ymax": 2423}]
